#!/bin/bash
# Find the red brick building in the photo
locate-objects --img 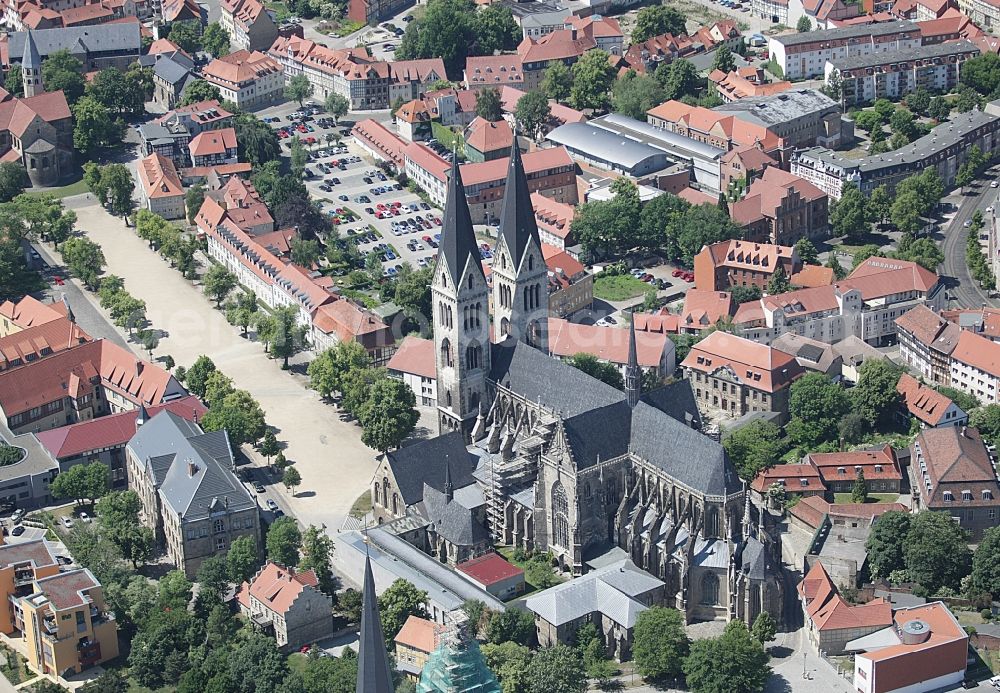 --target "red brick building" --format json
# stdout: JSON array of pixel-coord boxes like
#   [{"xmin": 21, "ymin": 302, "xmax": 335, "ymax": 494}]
[
  {"xmin": 730, "ymin": 167, "xmax": 829, "ymax": 244},
  {"xmin": 693, "ymin": 240, "xmax": 800, "ymax": 292}
]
